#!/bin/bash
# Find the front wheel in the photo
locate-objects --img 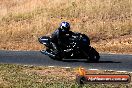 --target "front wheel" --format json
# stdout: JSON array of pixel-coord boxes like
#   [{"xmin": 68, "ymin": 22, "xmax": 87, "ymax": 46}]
[
  {"xmin": 88, "ymin": 47, "xmax": 100, "ymax": 62},
  {"xmin": 49, "ymin": 50, "xmax": 63, "ymax": 61},
  {"xmin": 42, "ymin": 49, "xmax": 63, "ymax": 61}
]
